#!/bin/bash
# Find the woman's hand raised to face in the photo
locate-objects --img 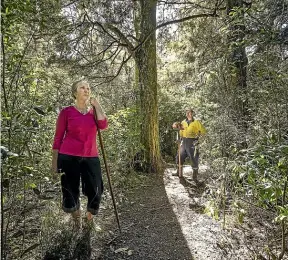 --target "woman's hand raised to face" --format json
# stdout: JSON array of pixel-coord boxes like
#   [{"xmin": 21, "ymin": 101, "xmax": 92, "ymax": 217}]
[
  {"xmin": 90, "ymin": 97, "xmax": 100, "ymax": 108},
  {"xmin": 90, "ymin": 96, "xmax": 107, "ymax": 120}
]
